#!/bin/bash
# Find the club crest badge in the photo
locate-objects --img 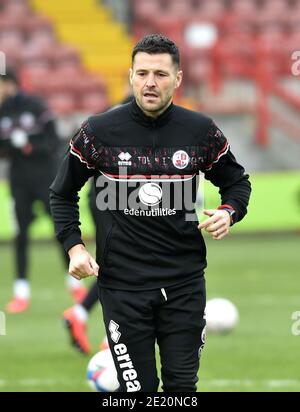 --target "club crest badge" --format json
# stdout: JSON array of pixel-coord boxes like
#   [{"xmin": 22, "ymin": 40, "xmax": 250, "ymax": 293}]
[{"xmin": 172, "ymin": 150, "xmax": 189, "ymax": 169}]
